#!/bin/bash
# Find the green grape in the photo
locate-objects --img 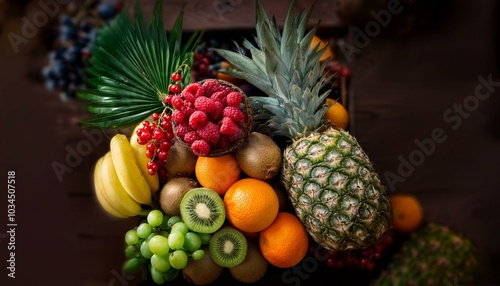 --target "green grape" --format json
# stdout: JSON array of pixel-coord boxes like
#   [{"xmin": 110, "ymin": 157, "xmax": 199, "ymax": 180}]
[
  {"xmin": 125, "ymin": 229, "xmax": 139, "ymax": 245},
  {"xmin": 149, "ymin": 235, "xmax": 170, "ymax": 256},
  {"xmin": 167, "ymin": 216, "xmax": 182, "ymax": 228},
  {"xmin": 183, "ymin": 232, "xmax": 202, "ymax": 252},
  {"xmin": 125, "ymin": 245, "xmax": 139, "ymax": 259},
  {"xmin": 151, "ymin": 254, "xmax": 171, "ymax": 272},
  {"xmin": 191, "ymin": 249, "xmax": 205, "ymax": 261},
  {"xmin": 150, "ymin": 267, "xmax": 165, "ymax": 284},
  {"xmin": 196, "ymin": 232, "xmax": 212, "ymax": 245},
  {"xmin": 140, "ymin": 241, "xmax": 154, "ymax": 259},
  {"xmin": 147, "ymin": 209, "xmax": 164, "ymax": 227},
  {"xmin": 146, "ymin": 232, "xmax": 156, "ymax": 242},
  {"xmin": 169, "ymin": 250, "xmax": 188, "ymax": 269},
  {"xmin": 171, "ymin": 222, "xmax": 188, "ymax": 235},
  {"xmin": 137, "ymin": 223, "xmax": 152, "ymax": 238},
  {"xmin": 123, "ymin": 257, "xmax": 142, "ymax": 273},
  {"xmin": 164, "ymin": 268, "xmax": 180, "ymax": 281},
  {"xmin": 168, "ymin": 230, "xmax": 185, "ymax": 250},
  {"xmin": 160, "ymin": 214, "xmax": 171, "ymax": 230}
]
